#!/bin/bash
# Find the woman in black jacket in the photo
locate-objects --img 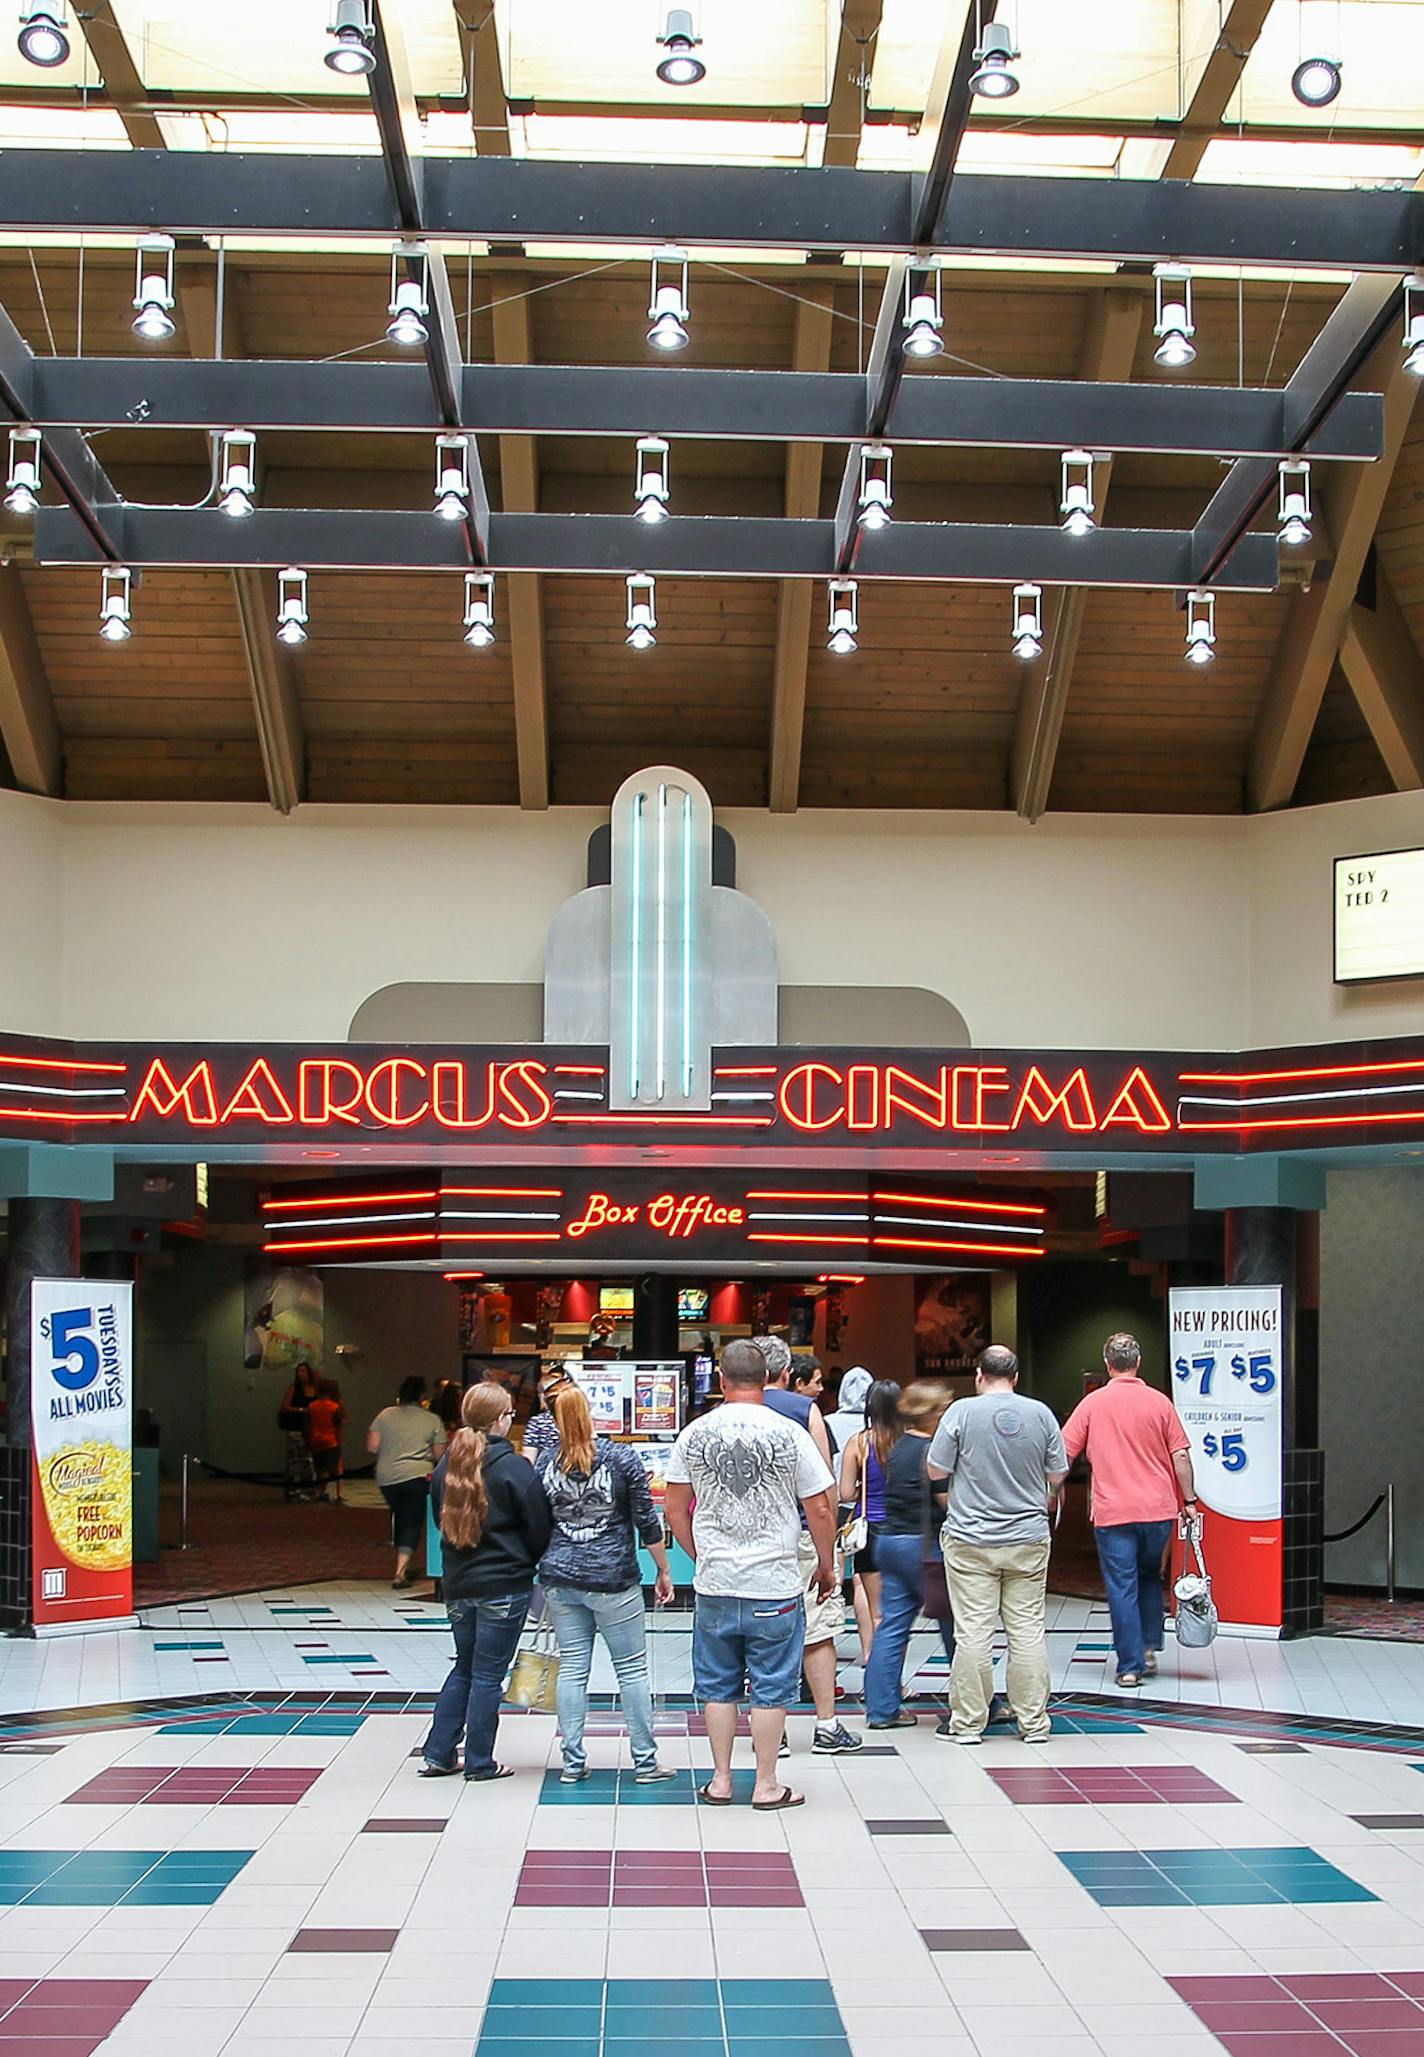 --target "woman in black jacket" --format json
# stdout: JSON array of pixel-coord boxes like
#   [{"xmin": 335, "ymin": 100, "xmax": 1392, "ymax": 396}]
[{"xmin": 420, "ymin": 1382, "xmax": 554, "ymax": 1784}]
